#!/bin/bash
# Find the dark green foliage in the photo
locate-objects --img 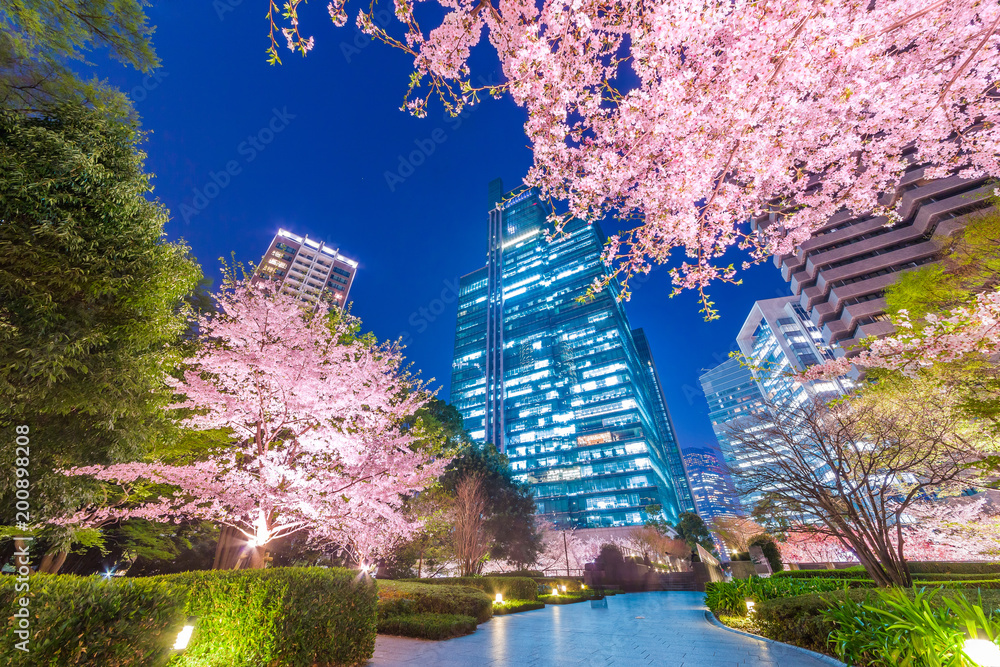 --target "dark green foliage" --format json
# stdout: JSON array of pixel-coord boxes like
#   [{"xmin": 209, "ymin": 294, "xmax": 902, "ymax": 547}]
[
  {"xmin": 773, "ymin": 567, "xmax": 871, "ymax": 580},
  {"xmin": 749, "ymin": 535, "xmax": 783, "ymax": 573},
  {"xmin": 441, "ymin": 443, "xmax": 542, "ymax": 568},
  {"xmin": 754, "ymin": 589, "xmax": 878, "ymax": 654},
  {"xmin": 405, "ymin": 576, "xmax": 538, "ymax": 601},
  {"xmin": 377, "ymin": 613, "xmax": 478, "ymax": 640},
  {"xmin": 671, "ymin": 512, "xmax": 717, "ymax": 555},
  {"xmin": 0, "ymin": 103, "xmax": 201, "ymax": 522},
  {"xmin": 909, "ymin": 562, "xmax": 1000, "ymax": 575},
  {"xmin": 534, "ymin": 577, "xmax": 584, "ymax": 592},
  {"xmin": 159, "ymin": 567, "xmax": 377, "ymax": 667},
  {"xmin": 378, "ymin": 580, "xmax": 493, "ymax": 623},
  {"xmin": 595, "ymin": 543, "xmax": 627, "ymax": 582},
  {"xmin": 0, "ymin": 573, "xmax": 187, "ymax": 666},
  {"xmin": 538, "ymin": 593, "xmax": 588, "ymax": 605},
  {"xmin": 492, "ymin": 600, "xmax": 545, "ymax": 615}
]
